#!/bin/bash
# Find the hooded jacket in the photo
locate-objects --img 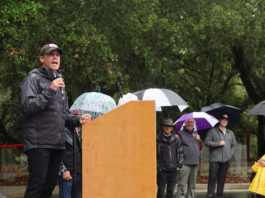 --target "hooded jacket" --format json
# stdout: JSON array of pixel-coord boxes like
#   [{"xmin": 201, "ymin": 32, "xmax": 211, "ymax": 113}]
[
  {"xmin": 204, "ymin": 126, "xmax": 237, "ymax": 163},
  {"xmin": 248, "ymin": 155, "xmax": 265, "ymax": 196},
  {"xmin": 157, "ymin": 132, "xmax": 183, "ymax": 170},
  {"xmin": 59, "ymin": 126, "xmax": 82, "ymax": 175},
  {"xmin": 20, "ymin": 66, "xmax": 80, "ymax": 151}
]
